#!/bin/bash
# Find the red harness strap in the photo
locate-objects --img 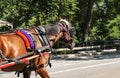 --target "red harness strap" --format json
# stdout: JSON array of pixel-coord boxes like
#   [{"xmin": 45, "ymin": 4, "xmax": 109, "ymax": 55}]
[
  {"xmin": 42, "ymin": 52, "xmax": 49, "ymax": 55},
  {"xmin": 16, "ymin": 31, "xmax": 31, "ymax": 49}
]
